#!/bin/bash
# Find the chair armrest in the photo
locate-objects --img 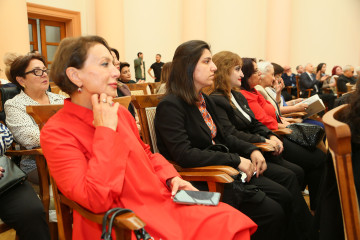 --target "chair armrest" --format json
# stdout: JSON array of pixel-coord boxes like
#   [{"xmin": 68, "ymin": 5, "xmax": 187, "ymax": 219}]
[
  {"xmin": 5, "ymin": 147, "xmax": 43, "ymax": 156},
  {"xmin": 282, "ymin": 112, "xmax": 307, "ymax": 118},
  {"xmin": 272, "ymin": 128, "xmax": 292, "ymax": 135},
  {"xmin": 252, "ymin": 142, "xmax": 275, "ymax": 152},
  {"xmin": 179, "ymin": 165, "xmax": 239, "ymax": 176},
  {"xmin": 59, "ymin": 194, "xmax": 145, "ymax": 230},
  {"xmin": 179, "ymin": 171, "xmax": 234, "ymax": 183}
]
